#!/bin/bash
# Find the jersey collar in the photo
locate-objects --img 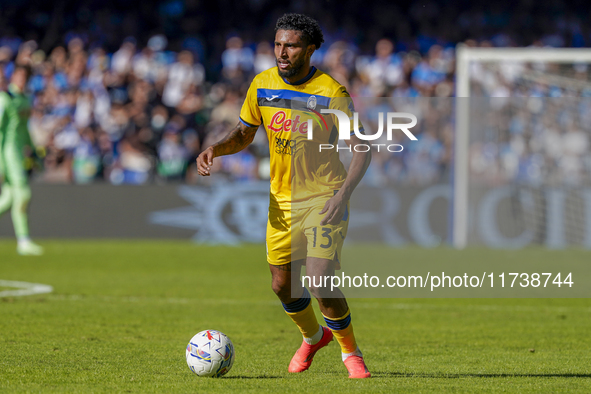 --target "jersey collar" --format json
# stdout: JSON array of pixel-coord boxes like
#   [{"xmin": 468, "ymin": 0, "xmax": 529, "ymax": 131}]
[{"xmin": 282, "ymin": 66, "xmax": 317, "ymax": 86}]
